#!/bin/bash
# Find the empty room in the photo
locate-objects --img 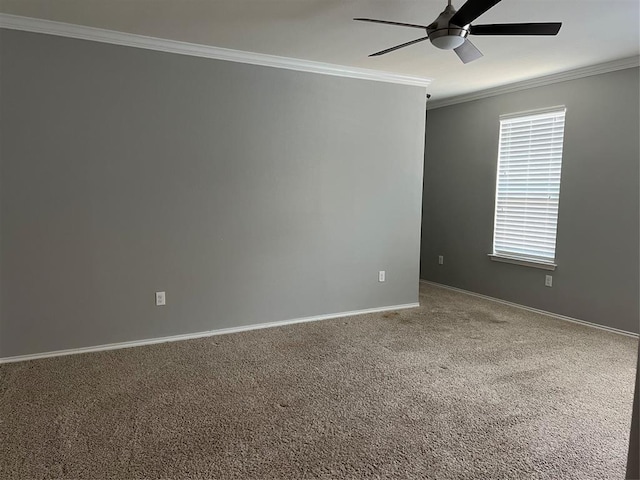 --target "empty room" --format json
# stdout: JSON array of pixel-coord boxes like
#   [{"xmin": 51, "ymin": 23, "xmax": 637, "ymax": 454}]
[{"xmin": 1, "ymin": 0, "xmax": 638, "ymax": 479}]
